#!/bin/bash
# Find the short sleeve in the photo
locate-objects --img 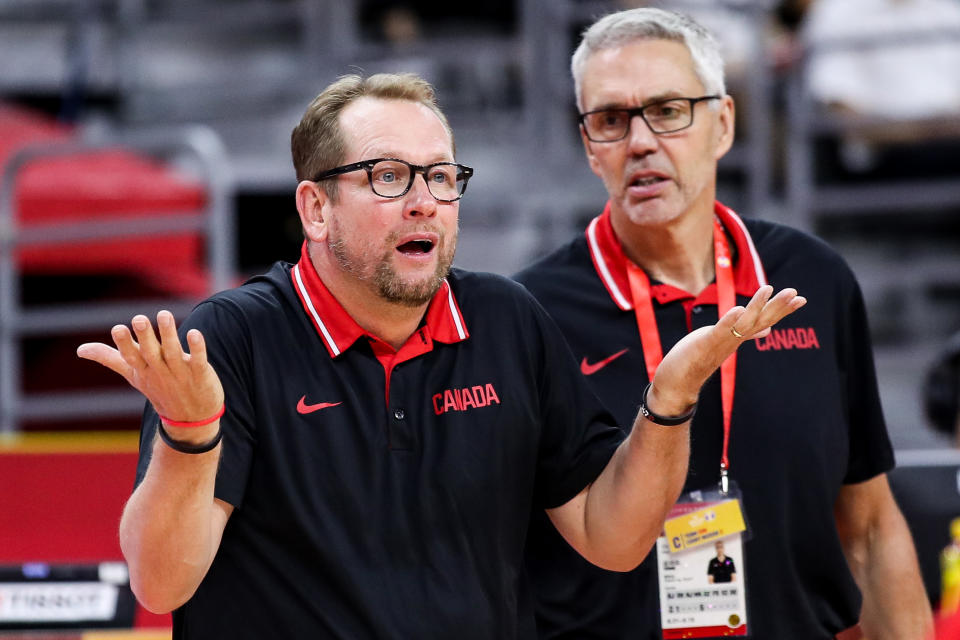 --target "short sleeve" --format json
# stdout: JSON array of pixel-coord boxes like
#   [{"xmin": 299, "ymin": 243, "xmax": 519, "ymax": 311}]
[
  {"xmin": 134, "ymin": 299, "xmax": 257, "ymax": 507},
  {"xmin": 840, "ymin": 278, "xmax": 895, "ymax": 483},
  {"xmin": 528, "ymin": 298, "xmax": 625, "ymax": 509}
]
